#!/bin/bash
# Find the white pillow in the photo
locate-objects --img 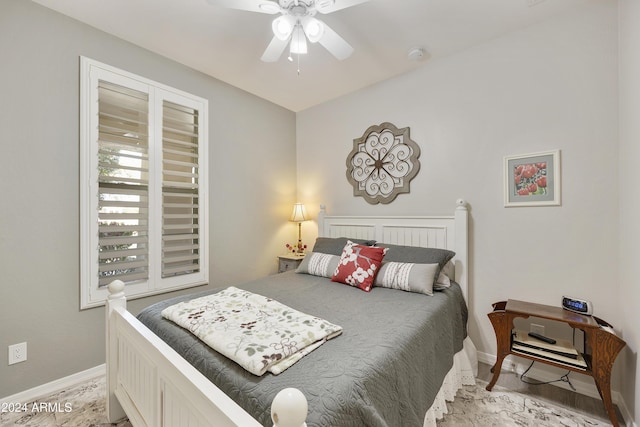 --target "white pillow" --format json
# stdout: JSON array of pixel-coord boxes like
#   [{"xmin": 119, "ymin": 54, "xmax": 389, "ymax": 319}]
[{"xmin": 295, "ymin": 252, "xmax": 340, "ymax": 278}]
